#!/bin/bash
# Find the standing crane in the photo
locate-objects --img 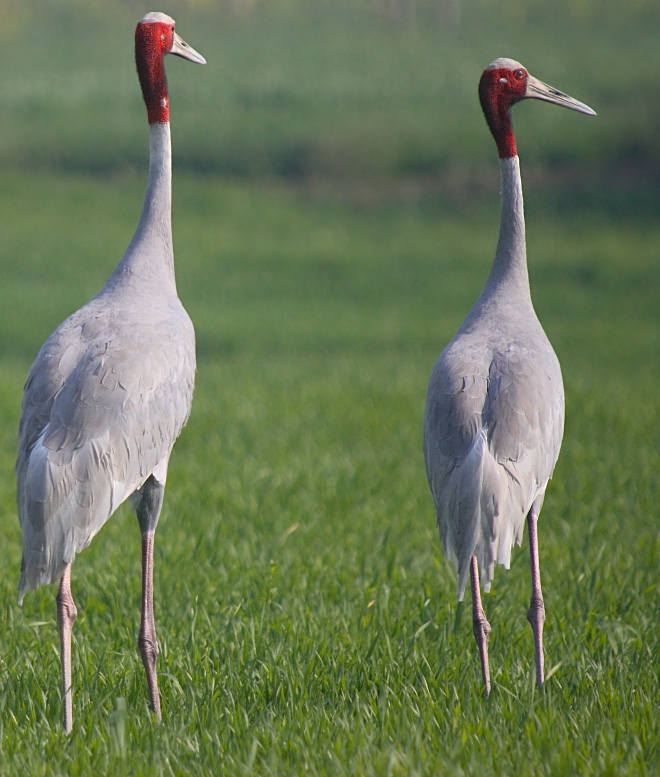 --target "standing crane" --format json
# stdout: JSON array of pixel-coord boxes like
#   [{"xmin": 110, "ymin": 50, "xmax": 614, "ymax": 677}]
[
  {"xmin": 16, "ymin": 13, "xmax": 205, "ymax": 733},
  {"xmin": 423, "ymin": 59, "xmax": 595, "ymax": 694}
]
